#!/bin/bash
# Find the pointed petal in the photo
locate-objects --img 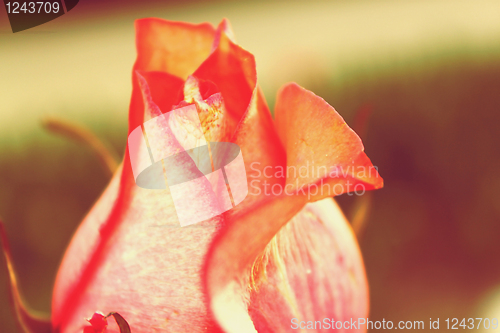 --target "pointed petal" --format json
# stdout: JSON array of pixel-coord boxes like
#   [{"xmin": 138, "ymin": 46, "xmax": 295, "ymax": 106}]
[
  {"xmin": 275, "ymin": 82, "xmax": 383, "ymax": 197},
  {"xmin": 194, "ymin": 31, "xmax": 256, "ymax": 121},
  {"xmin": 0, "ymin": 220, "xmax": 51, "ymax": 333},
  {"xmin": 129, "ymin": 18, "xmax": 215, "ymax": 134},
  {"xmin": 275, "ymin": 82, "xmax": 362, "ymax": 188},
  {"xmin": 195, "ymin": 29, "xmax": 284, "ymax": 215},
  {"xmin": 134, "ymin": 18, "xmax": 216, "ymax": 79},
  {"xmin": 211, "ymin": 18, "xmax": 236, "ymax": 52}
]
